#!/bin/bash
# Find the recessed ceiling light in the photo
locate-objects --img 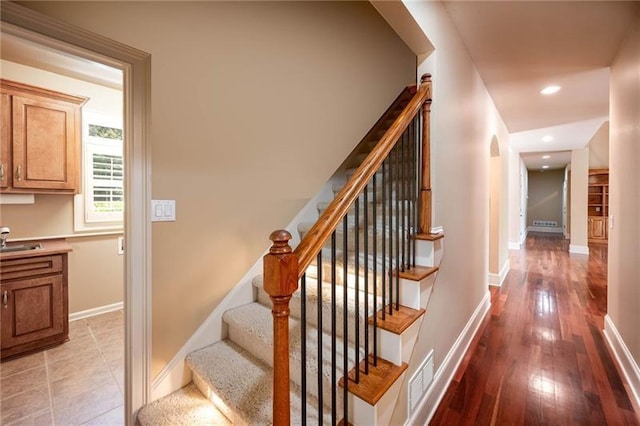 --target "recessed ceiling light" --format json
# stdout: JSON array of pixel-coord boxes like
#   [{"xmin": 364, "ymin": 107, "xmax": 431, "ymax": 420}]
[
  {"xmin": 542, "ymin": 155, "xmax": 551, "ymax": 159},
  {"xmin": 541, "ymin": 85, "xmax": 561, "ymax": 95},
  {"xmin": 542, "ymin": 135, "xmax": 554, "ymax": 142},
  {"xmin": 542, "ymin": 165, "xmax": 550, "ymax": 169}
]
